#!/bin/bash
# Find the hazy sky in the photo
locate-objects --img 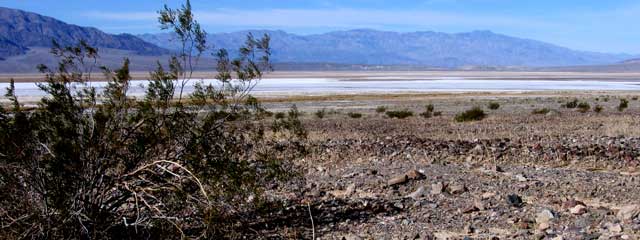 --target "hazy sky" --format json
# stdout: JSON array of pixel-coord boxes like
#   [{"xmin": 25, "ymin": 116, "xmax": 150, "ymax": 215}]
[{"xmin": 2, "ymin": 0, "xmax": 640, "ymax": 53}]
